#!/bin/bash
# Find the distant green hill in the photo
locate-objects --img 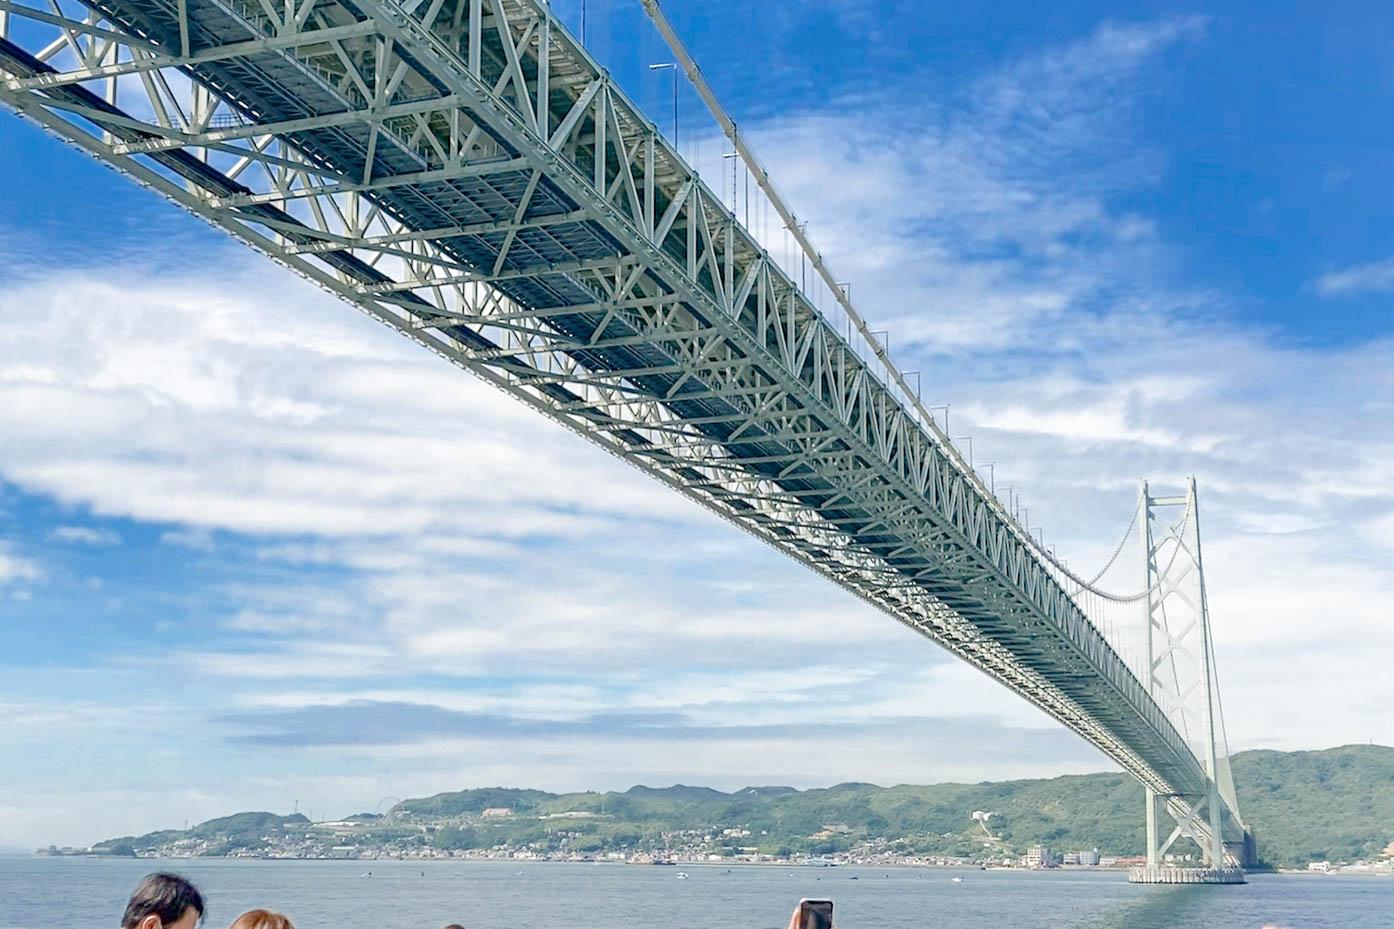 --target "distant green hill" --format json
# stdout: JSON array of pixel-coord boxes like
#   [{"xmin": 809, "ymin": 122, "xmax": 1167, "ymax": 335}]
[
  {"xmin": 1232, "ymin": 744, "xmax": 1394, "ymax": 864},
  {"xmin": 93, "ymin": 745, "xmax": 1394, "ymax": 867},
  {"xmin": 96, "ymin": 811, "xmax": 312, "ymax": 858}
]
